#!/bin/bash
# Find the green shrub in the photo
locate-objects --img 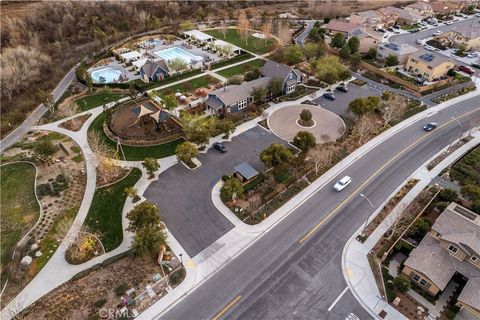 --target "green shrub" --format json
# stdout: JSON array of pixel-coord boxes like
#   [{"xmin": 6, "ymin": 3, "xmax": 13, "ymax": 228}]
[
  {"xmin": 243, "ymin": 174, "xmax": 265, "ymax": 192},
  {"xmin": 34, "ymin": 140, "xmax": 58, "ymax": 156},
  {"xmin": 393, "ymin": 274, "xmax": 411, "ymax": 293},
  {"xmin": 170, "ymin": 268, "xmax": 186, "ymax": 286},
  {"xmin": 93, "ymin": 298, "xmax": 107, "ymax": 308},
  {"xmin": 438, "ymin": 188, "xmax": 458, "ymax": 202},
  {"xmin": 115, "ymin": 284, "xmax": 128, "ymax": 297}
]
